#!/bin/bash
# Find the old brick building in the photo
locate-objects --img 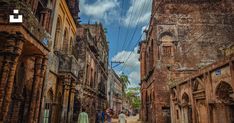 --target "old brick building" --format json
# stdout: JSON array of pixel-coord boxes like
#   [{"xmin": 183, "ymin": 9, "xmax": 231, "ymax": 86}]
[
  {"xmin": 139, "ymin": 0, "xmax": 234, "ymax": 123},
  {"xmin": 107, "ymin": 69, "xmax": 123, "ymax": 114},
  {"xmin": 170, "ymin": 48, "xmax": 234, "ymax": 123},
  {"xmin": 0, "ymin": 0, "xmax": 81, "ymax": 123},
  {"xmin": 0, "ymin": 0, "xmax": 56, "ymax": 123},
  {"xmin": 41, "ymin": 0, "xmax": 80, "ymax": 123},
  {"xmin": 76, "ymin": 23, "xmax": 109, "ymax": 122}
]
